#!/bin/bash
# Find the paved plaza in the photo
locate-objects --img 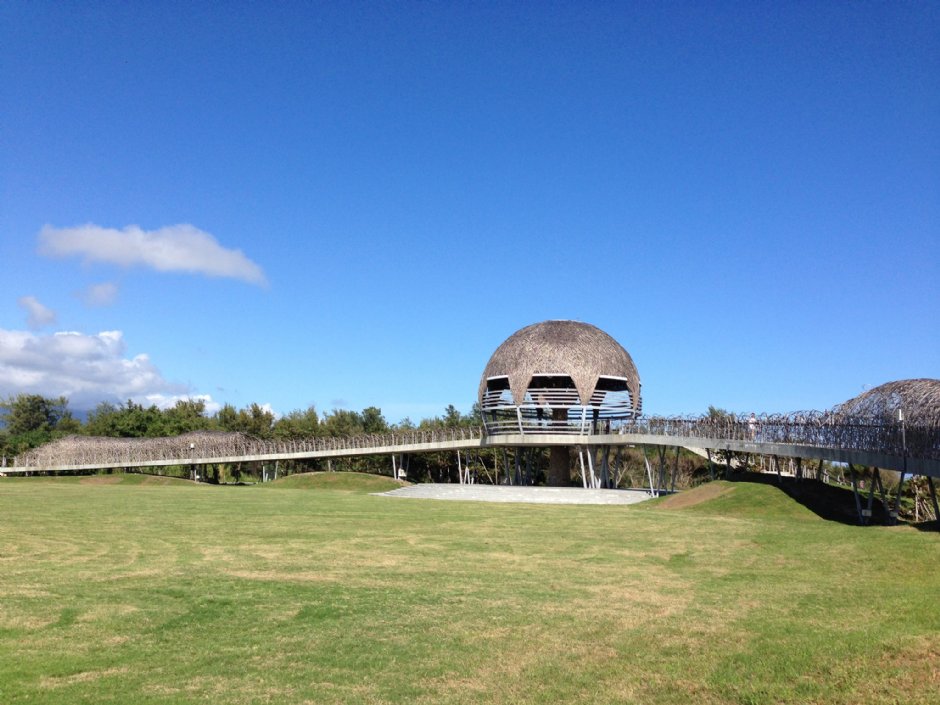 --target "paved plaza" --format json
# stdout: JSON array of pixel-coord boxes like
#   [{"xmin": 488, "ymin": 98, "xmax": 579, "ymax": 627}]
[{"xmin": 378, "ymin": 483, "xmax": 655, "ymax": 505}]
